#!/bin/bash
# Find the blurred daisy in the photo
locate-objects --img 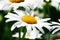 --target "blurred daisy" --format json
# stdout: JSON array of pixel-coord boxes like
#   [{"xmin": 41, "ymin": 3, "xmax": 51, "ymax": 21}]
[
  {"xmin": 0, "ymin": 0, "xmax": 24, "ymax": 10},
  {"xmin": 5, "ymin": 10, "xmax": 51, "ymax": 34},
  {"xmin": 0, "ymin": 0, "xmax": 24, "ymax": 3},
  {"xmin": 12, "ymin": 28, "xmax": 42, "ymax": 39},
  {"xmin": 51, "ymin": 0, "xmax": 60, "ymax": 10},
  {"xmin": 10, "ymin": 0, "xmax": 45, "ymax": 11}
]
